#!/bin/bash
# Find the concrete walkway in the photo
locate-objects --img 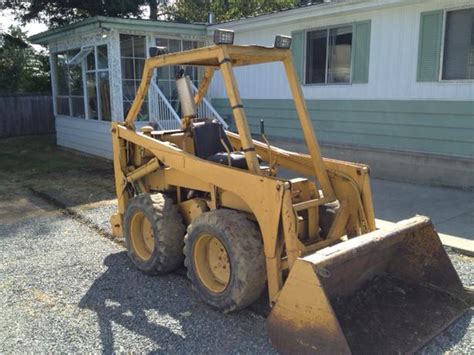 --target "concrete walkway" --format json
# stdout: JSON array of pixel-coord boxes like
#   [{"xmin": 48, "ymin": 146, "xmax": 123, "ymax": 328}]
[{"xmin": 371, "ymin": 179, "xmax": 474, "ymax": 255}]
